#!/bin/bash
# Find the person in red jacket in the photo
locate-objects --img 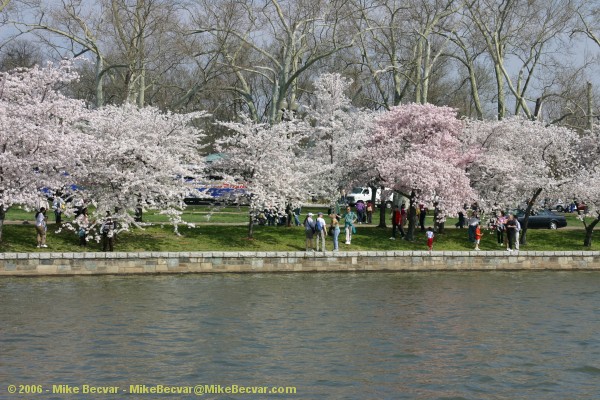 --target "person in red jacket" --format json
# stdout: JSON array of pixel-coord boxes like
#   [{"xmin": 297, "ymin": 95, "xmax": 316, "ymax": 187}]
[
  {"xmin": 390, "ymin": 205, "xmax": 403, "ymax": 240},
  {"xmin": 474, "ymin": 222, "xmax": 483, "ymax": 251}
]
